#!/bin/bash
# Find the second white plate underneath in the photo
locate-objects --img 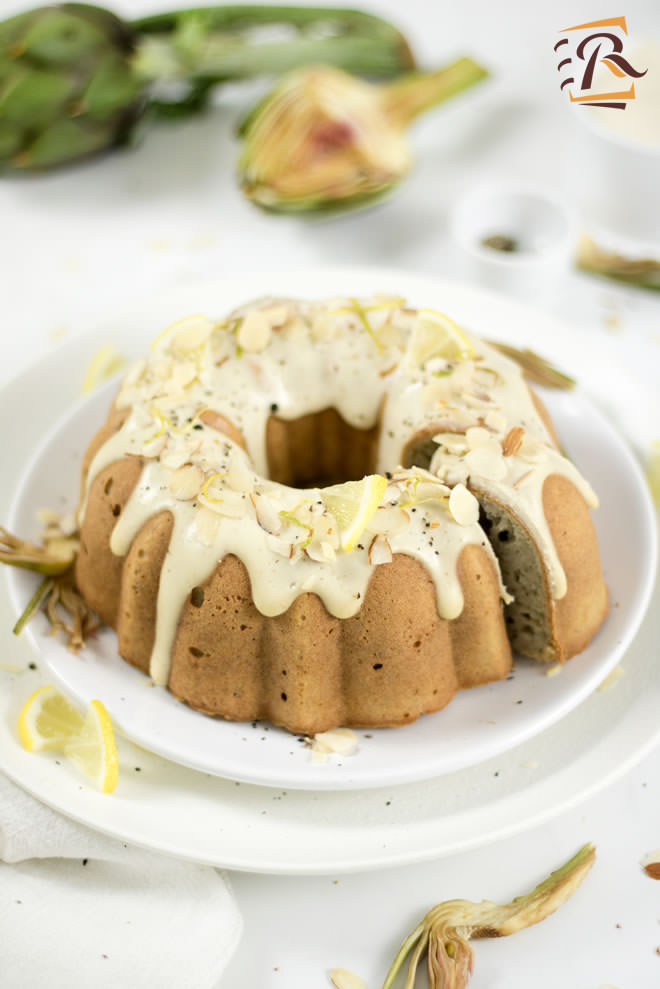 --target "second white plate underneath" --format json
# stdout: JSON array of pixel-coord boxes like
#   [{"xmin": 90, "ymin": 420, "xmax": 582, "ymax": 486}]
[{"xmin": 4, "ymin": 273, "xmax": 656, "ymax": 791}]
